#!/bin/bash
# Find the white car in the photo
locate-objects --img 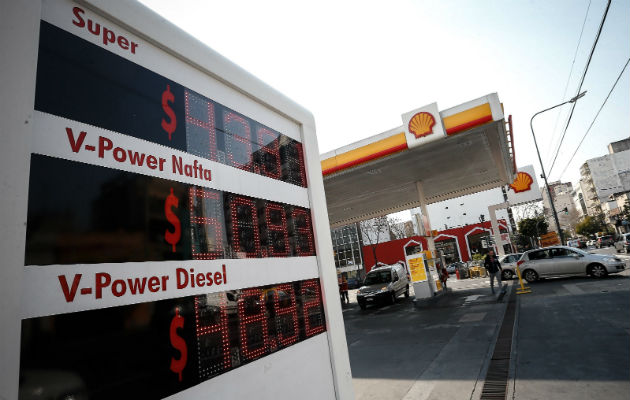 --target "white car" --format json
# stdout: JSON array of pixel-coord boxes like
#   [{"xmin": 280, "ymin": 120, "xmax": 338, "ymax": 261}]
[
  {"xmin": 356, "ymin": 264, "xmax": 410, "ymax": 310},
  {"xmin": 516, "ymin": 246, "xmax": 625, "ymax": 282},
  {"xmin": 614, "ymin": 233, "xmax": 630, "ymax": 253}
]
